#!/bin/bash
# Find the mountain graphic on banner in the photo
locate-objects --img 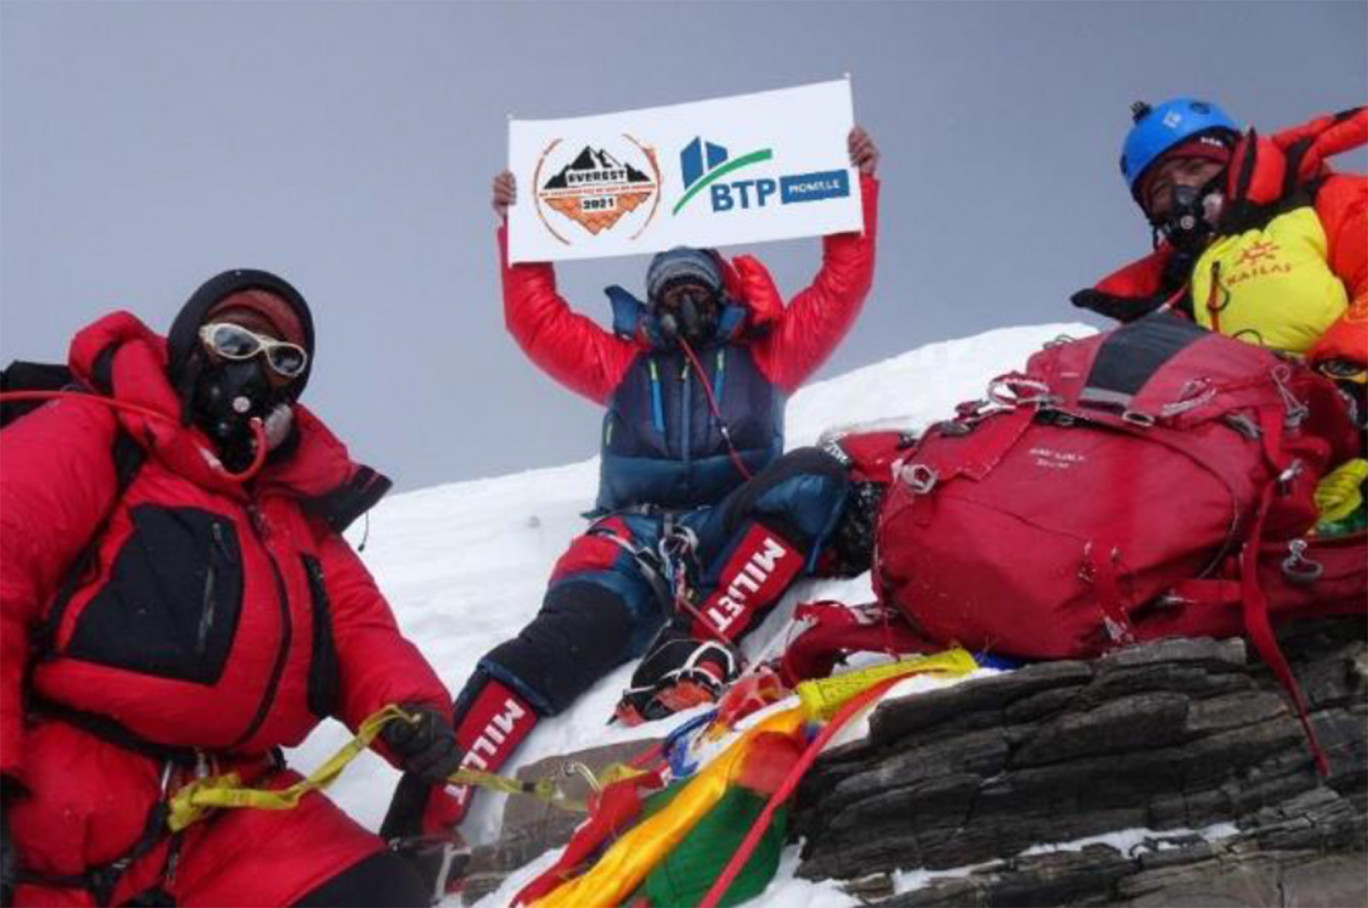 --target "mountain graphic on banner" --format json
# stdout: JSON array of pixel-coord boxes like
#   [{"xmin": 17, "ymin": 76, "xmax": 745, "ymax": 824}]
[
  {"xmin": 542, "ymin": 148, "xmax": 653, "ymax": 190},
  {"xmin": 538, "ymin": 143, "xmax": 658, "ymax": 237}
]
